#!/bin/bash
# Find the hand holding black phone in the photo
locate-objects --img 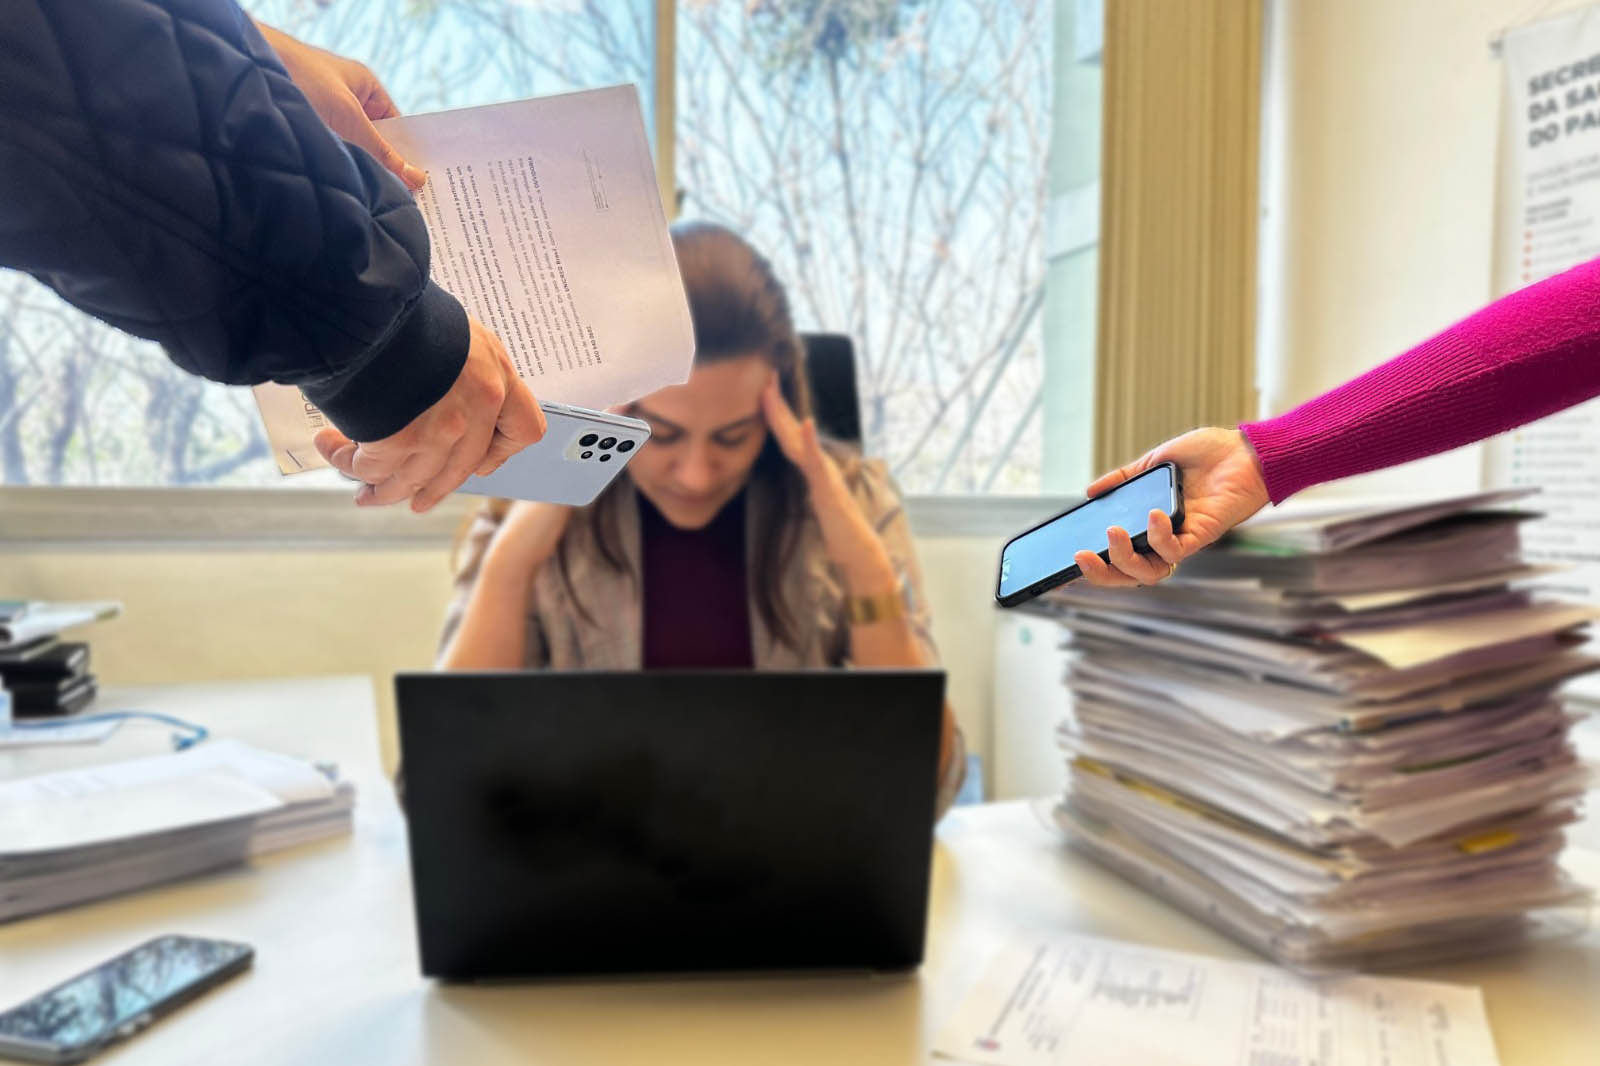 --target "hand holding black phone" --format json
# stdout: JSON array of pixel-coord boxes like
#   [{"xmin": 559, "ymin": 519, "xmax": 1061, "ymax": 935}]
[
  {"xmin": 995, "ymin": 462, "xmax": 1185, "ymax": 607},
  {"xmin": 0, "ymin": 935, "xmax": 252, "ymax": 1064}
]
